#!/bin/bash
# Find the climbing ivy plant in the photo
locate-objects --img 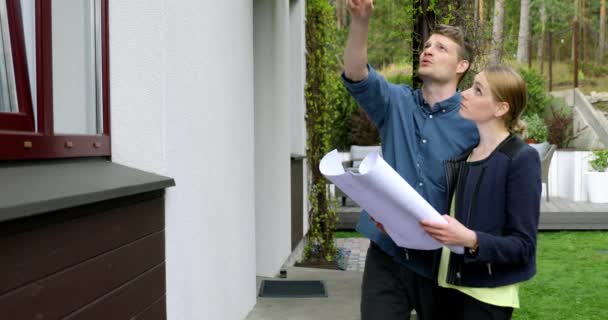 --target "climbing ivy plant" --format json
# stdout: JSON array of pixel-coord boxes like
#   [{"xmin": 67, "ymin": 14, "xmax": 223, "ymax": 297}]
[{"xmin": 304, "ymin": 0, "xmax": 340, "ymax": 263}]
